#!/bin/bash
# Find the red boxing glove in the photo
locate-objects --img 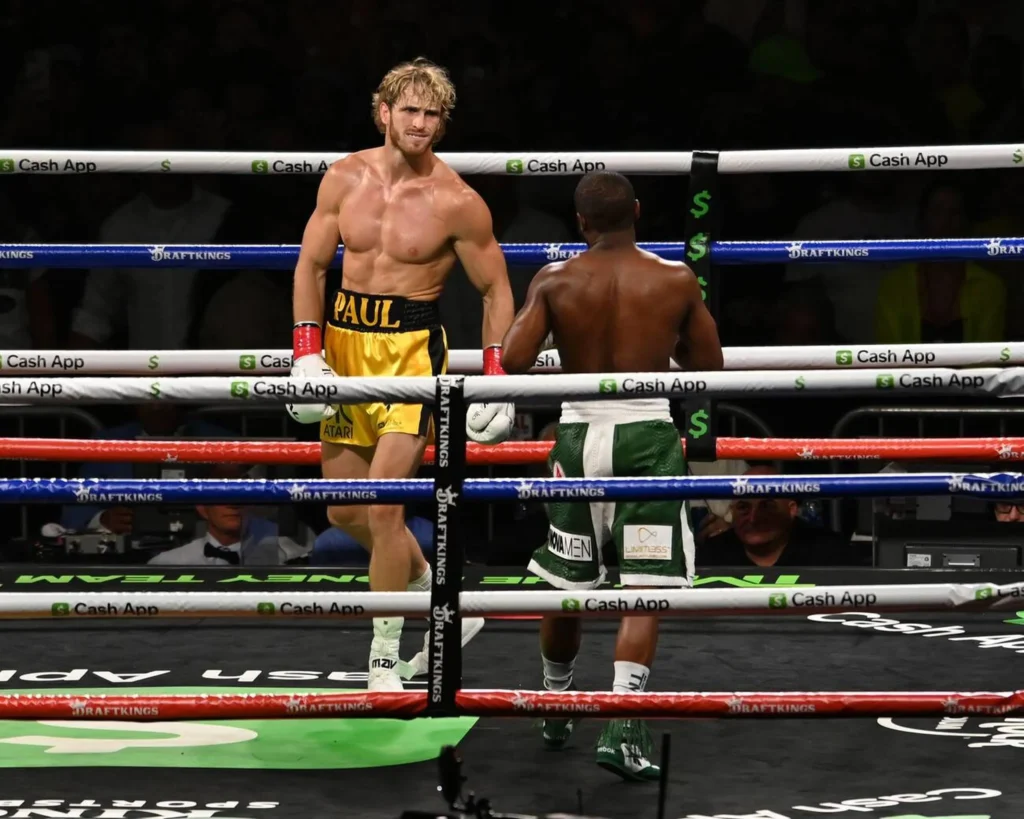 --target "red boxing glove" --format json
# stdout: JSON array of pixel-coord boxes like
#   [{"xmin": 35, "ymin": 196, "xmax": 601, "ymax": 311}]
[
  {"xmin": 293, "ymin": 322, "xmax": 322, "ymax": 361},
  {"xmin": 483, "ymin": 344, "xmax": 506, "ymax": 376}
]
